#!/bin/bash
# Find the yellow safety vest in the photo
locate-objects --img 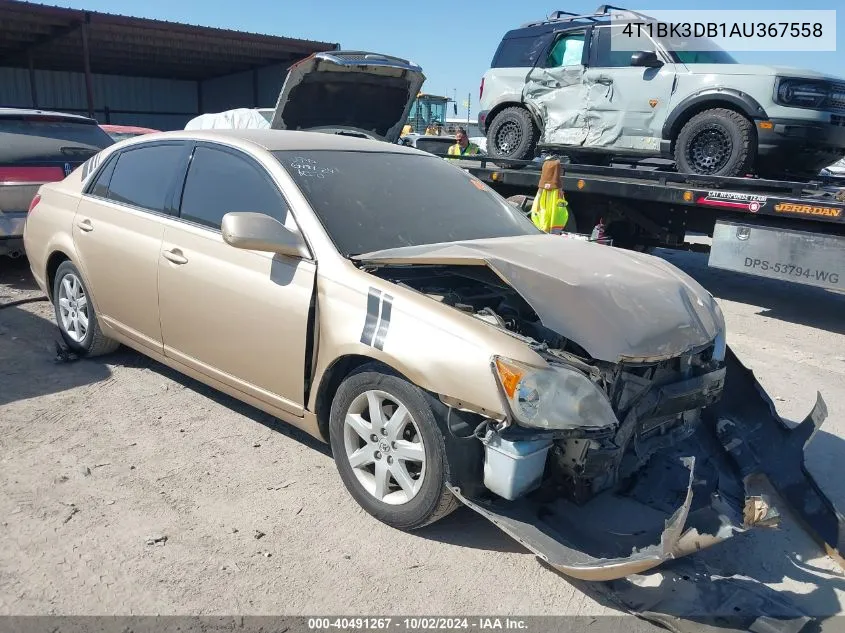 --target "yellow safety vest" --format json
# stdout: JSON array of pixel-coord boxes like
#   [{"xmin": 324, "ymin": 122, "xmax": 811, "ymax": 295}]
[
  {"xmin": 447, "ymin": 142, "xmax": 481, "ymax": 157},
  {"xmin": 530, "ymin": 188, "xmax": 570, "ymax": 234}
]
